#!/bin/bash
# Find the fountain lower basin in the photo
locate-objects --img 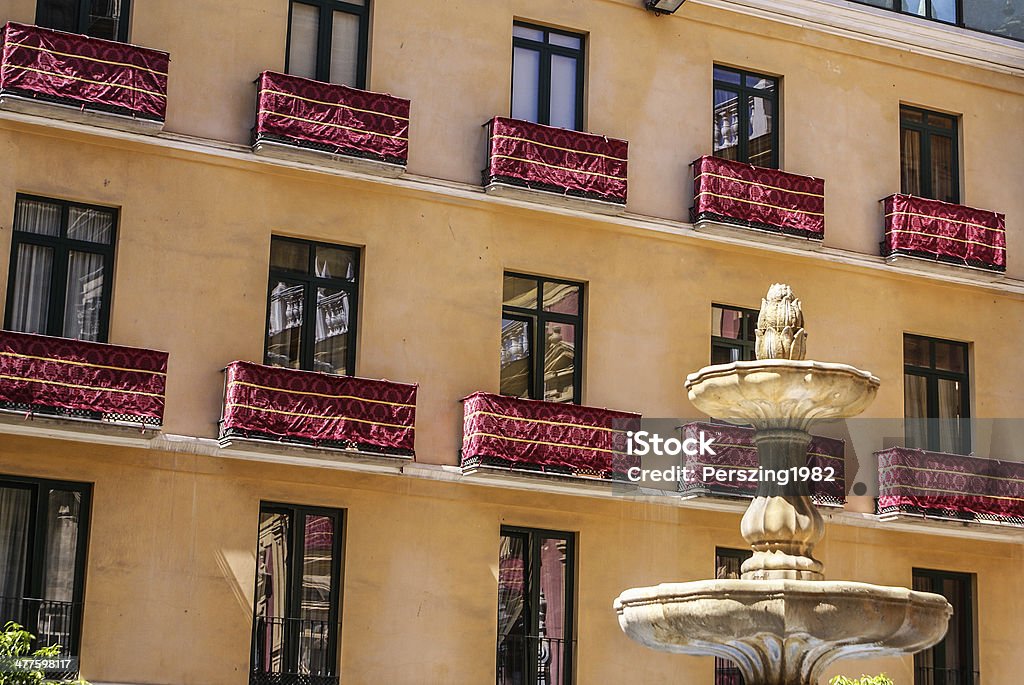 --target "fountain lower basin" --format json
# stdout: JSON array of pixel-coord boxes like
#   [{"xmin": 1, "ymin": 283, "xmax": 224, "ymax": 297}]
[{"xmin": 615, "ymin": 579, "xmax": 952, "ymax": 685}]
